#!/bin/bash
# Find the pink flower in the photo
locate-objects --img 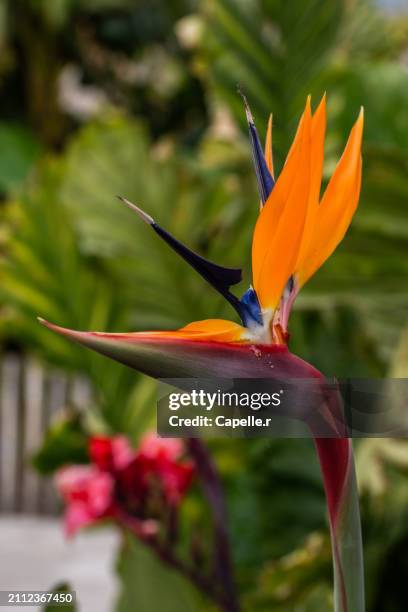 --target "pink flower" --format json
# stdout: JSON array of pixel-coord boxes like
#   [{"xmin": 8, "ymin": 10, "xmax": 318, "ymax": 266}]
[
  {"xmin": 55, "ymin": 465, "xmax": 114, "ymax": 536},
  {"xmin": 156, "ymin": 458, "xmax": 195, "ymax": 505},
  {"xmin": 55, "ymin": 433, "xmax": 194, "ymax": 538},
  {"xmin": 138, "ymin": 433, "xmax": 184, "ymax": 461},
  {"xmin": 64, "ymin": 502, "xmax": 96, "ymax": 537},
  {"xmin": 137, "ymin": 433, "xmax": 194, "ymax": 503},
  {"xmin": 89, "ymin": 435, "xmax": 134, "ymax": 471},
  {"xmin": 137, "ymin": 433, "xmax": 194, "ymax": 504}
]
